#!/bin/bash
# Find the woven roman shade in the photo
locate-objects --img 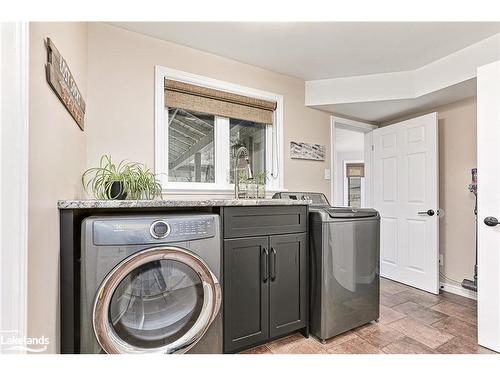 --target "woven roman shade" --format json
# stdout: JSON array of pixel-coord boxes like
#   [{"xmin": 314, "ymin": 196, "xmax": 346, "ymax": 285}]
[
  {"xmin": 165, "ymin": 79, "xmax": 277, "ymax": 124},
  {"xmin": 346, "ymin": 163, "xmax": 365, "ymax": 177}
]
